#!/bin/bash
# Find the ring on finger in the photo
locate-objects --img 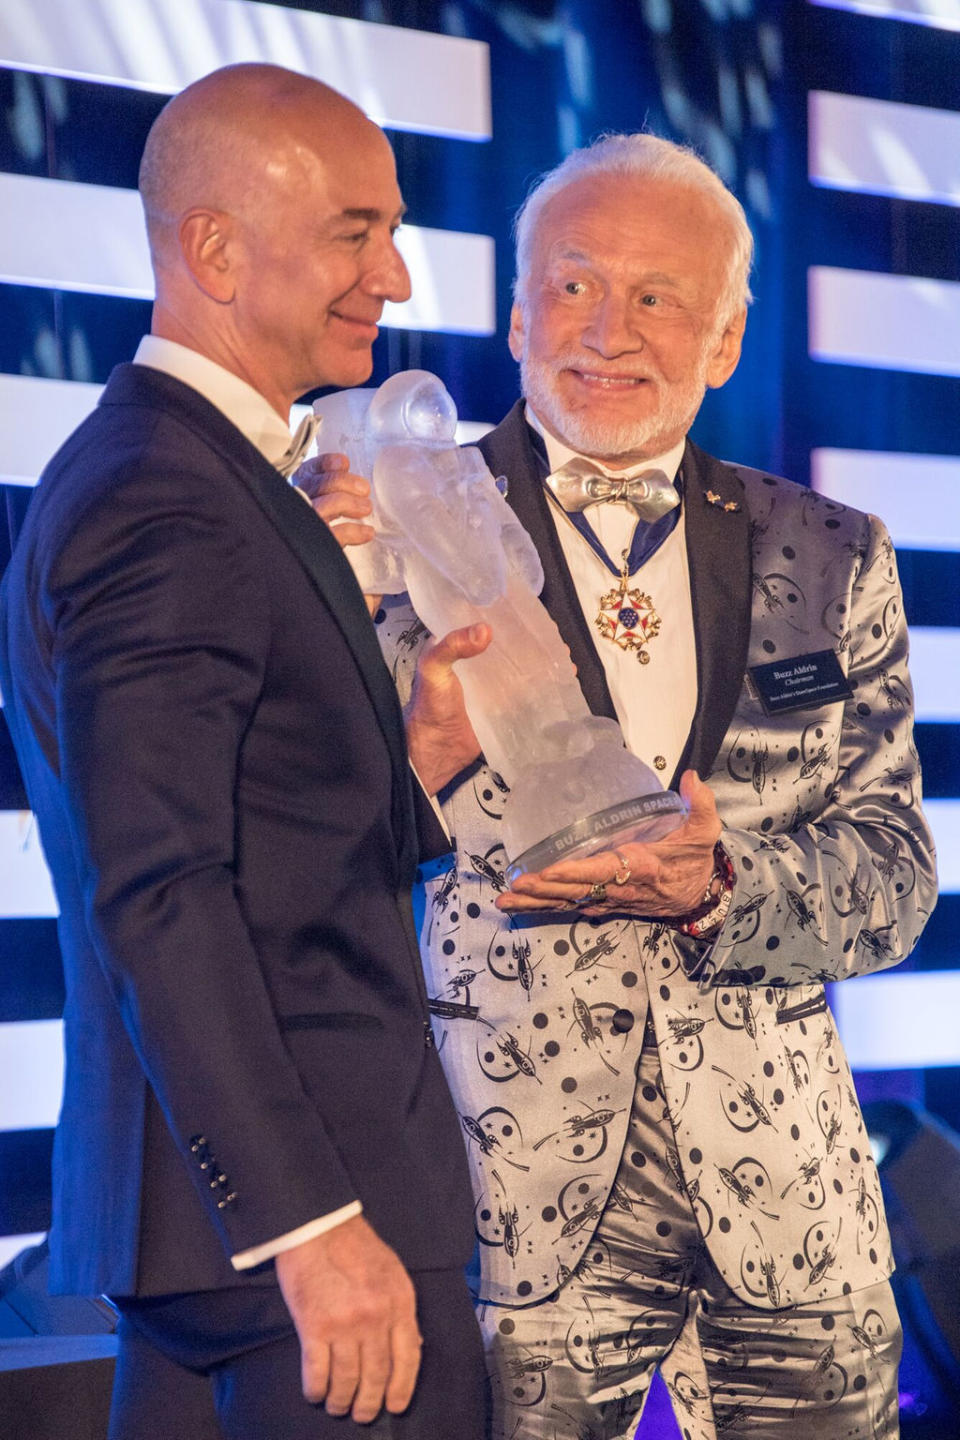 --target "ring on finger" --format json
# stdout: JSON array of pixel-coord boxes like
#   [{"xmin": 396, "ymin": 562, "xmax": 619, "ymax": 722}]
[
  {"xmin": 589, "ymin": 881, "xmax": 608, "ymax": 904},
  {"xmin": 612, "ymin": 850, "xmax": 632, "ymax": 886}
]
